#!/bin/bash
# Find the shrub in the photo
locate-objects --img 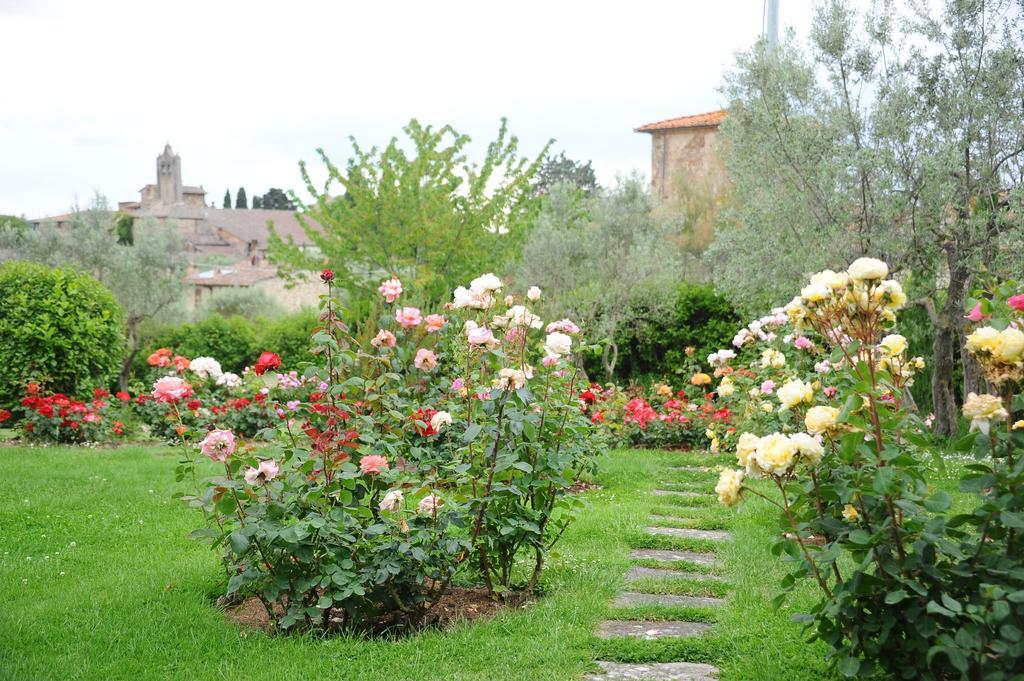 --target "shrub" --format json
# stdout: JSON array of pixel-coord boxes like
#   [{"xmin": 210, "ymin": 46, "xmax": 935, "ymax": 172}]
[
  {"xmin": 258, "ymin": 310, "xmax": 319, "ymax": 369},
  {"xmin": 195, "ymin": 287, "xmax": 283, "ymax": 321},
  {"xmin": 170, "ymin": 271, "xmax": 601, "ymax": 633},
  {"xmin": 712, "ymin": 260, "xmax": 1024, "ymax": 679},
  {"xmin": 0, "ymin": 262, "xmax": 123, "ymax": 407},
  {"xmin": 613, "ymin": 282, "xmax": 740, "ymax": 382}
]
